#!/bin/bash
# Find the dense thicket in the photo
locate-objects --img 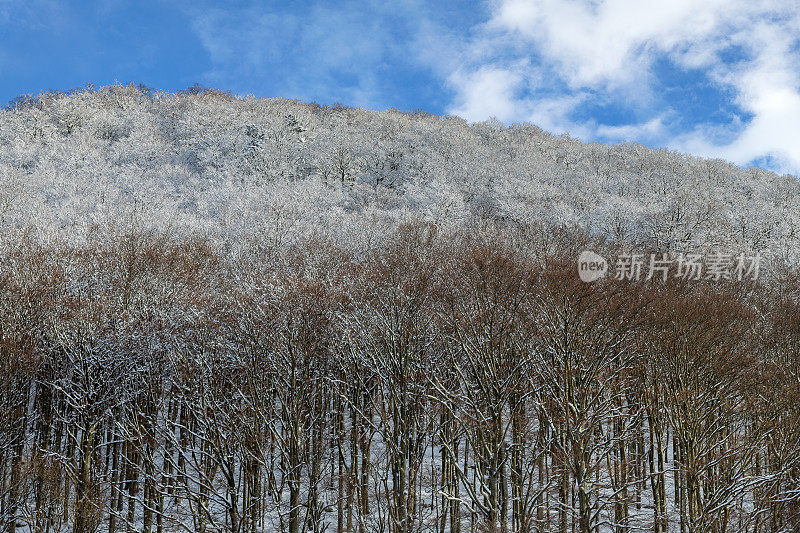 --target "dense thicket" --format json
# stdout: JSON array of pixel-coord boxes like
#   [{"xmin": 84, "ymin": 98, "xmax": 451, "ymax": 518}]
[
  {"xmin": 1, "ymin": 84, "xmax": 799, "ymax": 532},
  {"xmin": 0, "ymin": 223, "xmax": 798, "ymax": 533},
  {"xmin": 0, "ymin": 84, "xmax": 799, "ymax": 264}
]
